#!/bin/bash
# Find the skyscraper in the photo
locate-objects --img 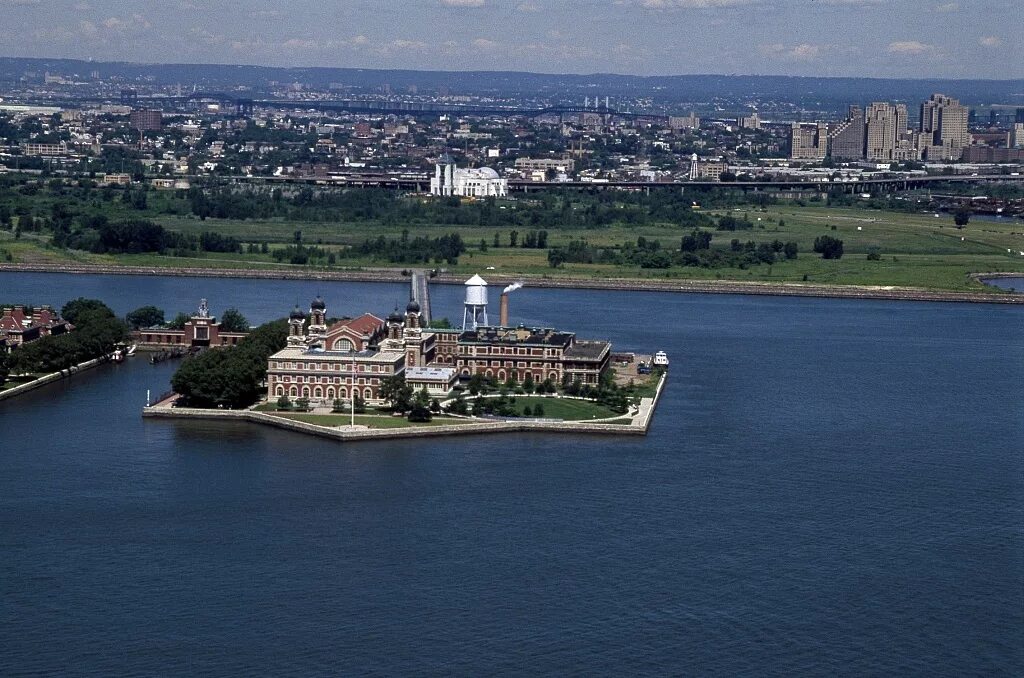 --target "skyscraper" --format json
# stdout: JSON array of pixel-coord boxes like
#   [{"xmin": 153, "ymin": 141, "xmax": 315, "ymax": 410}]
[
  {"xmin": 790, "ymin": 122, "xmax": 827, "ymax": 160},
  {"xmin": 828, "ymin": 105, "xmax": 866, "ymax": 160},
  {"xmin": 919, "ymin": 93, "xmax": 969, "ymax": 161},
  {"xmin": 865, "ymin": 102, "xmax": 907, "ymax": 162}
]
